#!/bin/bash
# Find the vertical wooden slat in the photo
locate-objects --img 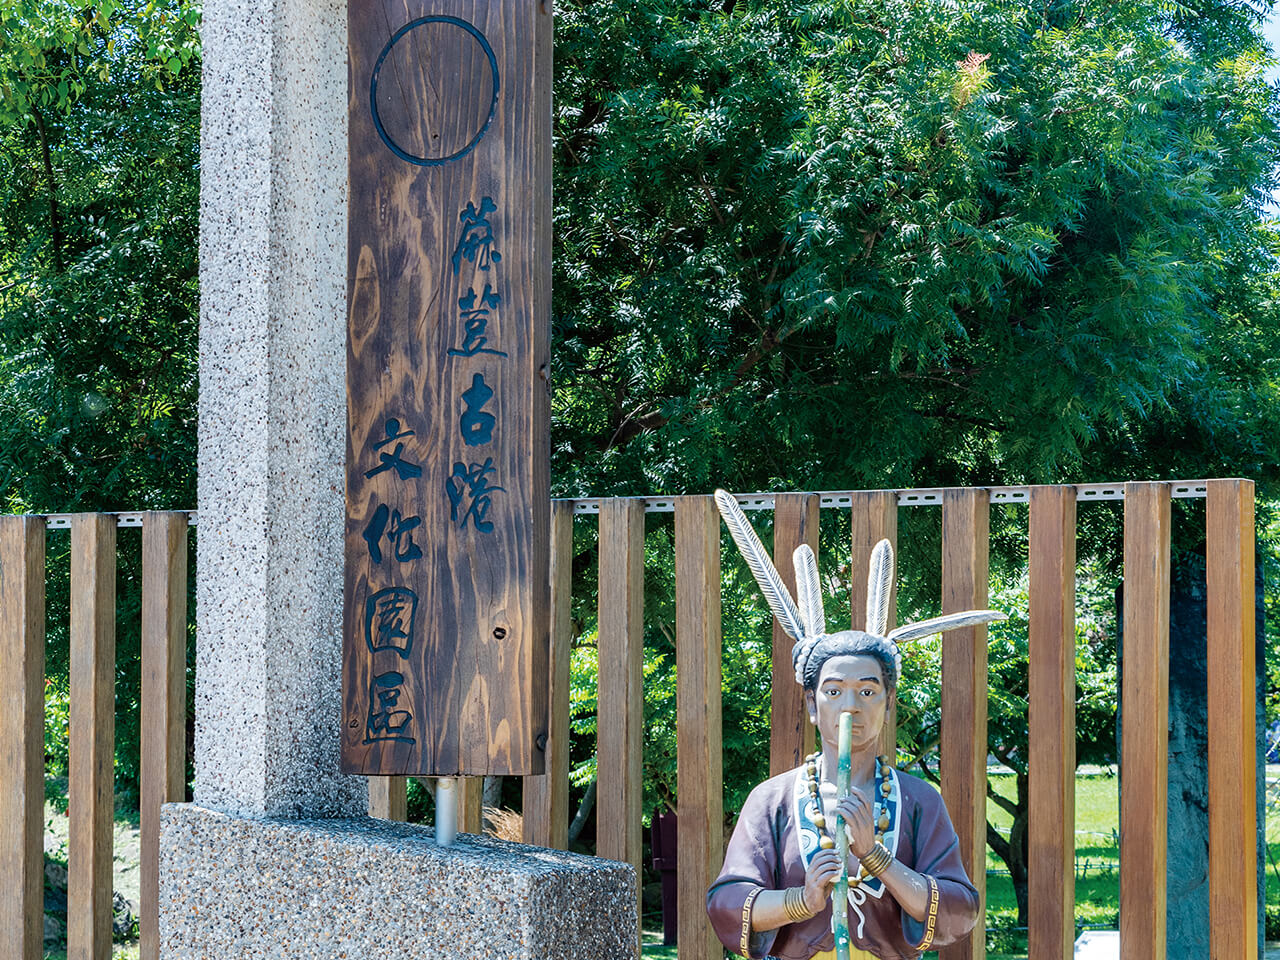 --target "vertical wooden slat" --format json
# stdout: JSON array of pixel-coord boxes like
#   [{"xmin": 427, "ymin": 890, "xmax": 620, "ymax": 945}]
[
  {"xmin": 368, "ymin": 777, "xmax": 407, "ymax": 820},
  {"xmin": 1028, "ymin": 487, "xmax": 1076, "ymax": 960},
  {"xmin": 597, "ymin": 498, "xmax": 645, "ymax": 915},
  {"xmin": 523, "ymin": 500, "xmax": 573, "ymax": 848},
  {"xmin": 1120, "ymin": 482, "xmax": 1170, "ymax": 960},
  {"xmin": 460, "ymin": 776, "xmax": 484, "ymax": 833},
  {"xmin": 69, "ymin": 514, "xmax": 117, "ymax": 960},
  {"xmin": 675, "ymin": 497, "xmax": 723, "ymax": 960},
  {"xmin": 140, "ymin": 512, "xmax": 188, "ymax": 960},
  {"xmin": 0, "ymin": 516, "xmax": 45, "ymax": 960},
  {"xmin": 940, "ymin": 488, "xmax": 989, "ymax": 960},
  {"xmin": 1206, "ymin": 479, "xmax": 1256, "ymax": 960},
  {"xmin": 850, "ymin": 491, "xmax": 898, "ymax": 758},
  {"xmin": 770, "ymin": 493, "xmax": 819, "ymax": 776}
]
